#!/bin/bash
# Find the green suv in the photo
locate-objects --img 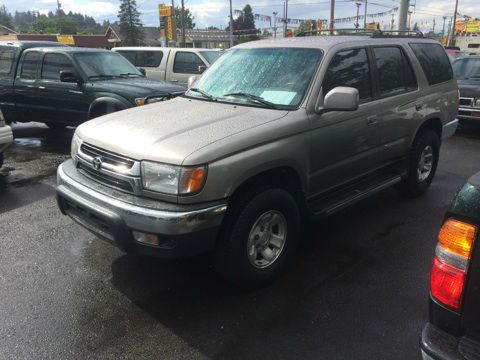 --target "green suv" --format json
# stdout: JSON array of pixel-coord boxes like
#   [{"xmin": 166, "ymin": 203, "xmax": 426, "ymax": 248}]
[{"xmin": 0, "ymin": 42, "xmax": 185, "ymax": 128}]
